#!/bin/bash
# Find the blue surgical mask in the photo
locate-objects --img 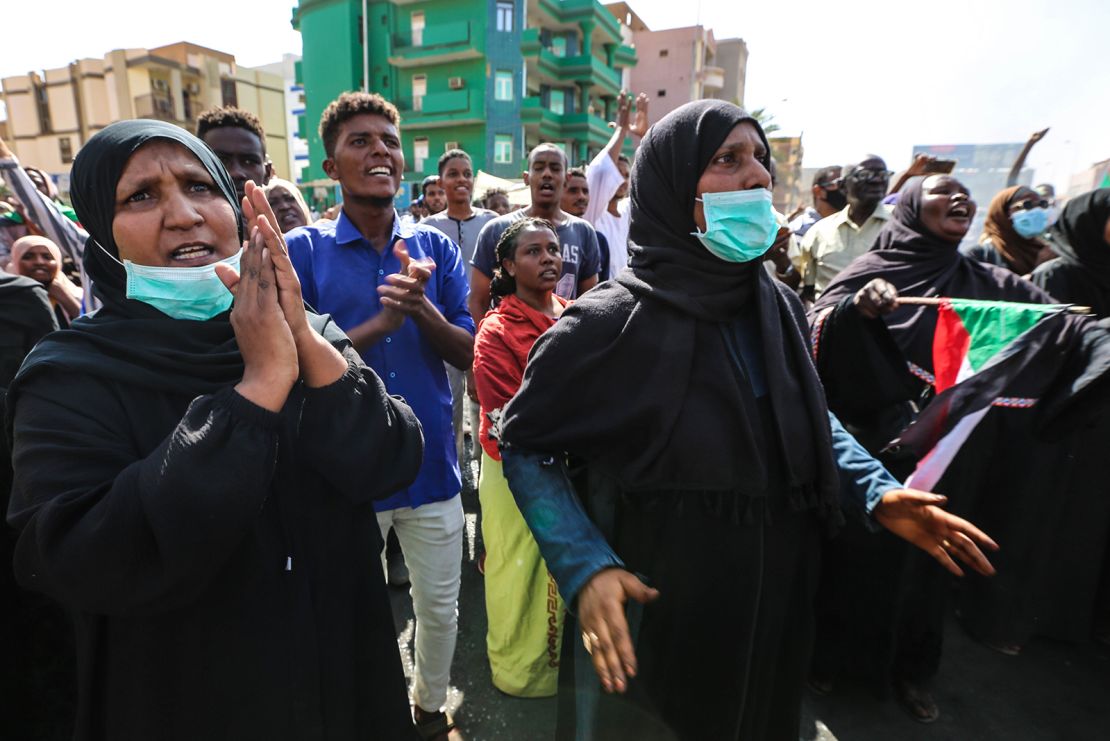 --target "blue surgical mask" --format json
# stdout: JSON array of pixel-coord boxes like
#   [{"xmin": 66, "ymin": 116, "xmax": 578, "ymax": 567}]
[
  {"xmin": 99, "ymin": 242, "xmax": 241, "ymax": 320},
  {"xmin": 1011, "ymin": 207, "xmax": 1049, "ymax": 239},
  {"xmin": 692, "ymin": 188, "xmax": 778, "ymax": 263}
]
